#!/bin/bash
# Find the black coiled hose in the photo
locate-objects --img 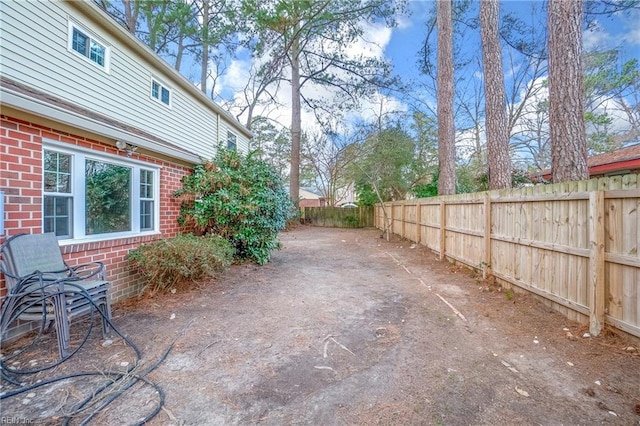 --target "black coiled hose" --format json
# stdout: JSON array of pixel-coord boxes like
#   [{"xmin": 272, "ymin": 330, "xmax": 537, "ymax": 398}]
[{"xmin": 0, "ymin": 273, "xmax": 192, "ymax": 425}]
